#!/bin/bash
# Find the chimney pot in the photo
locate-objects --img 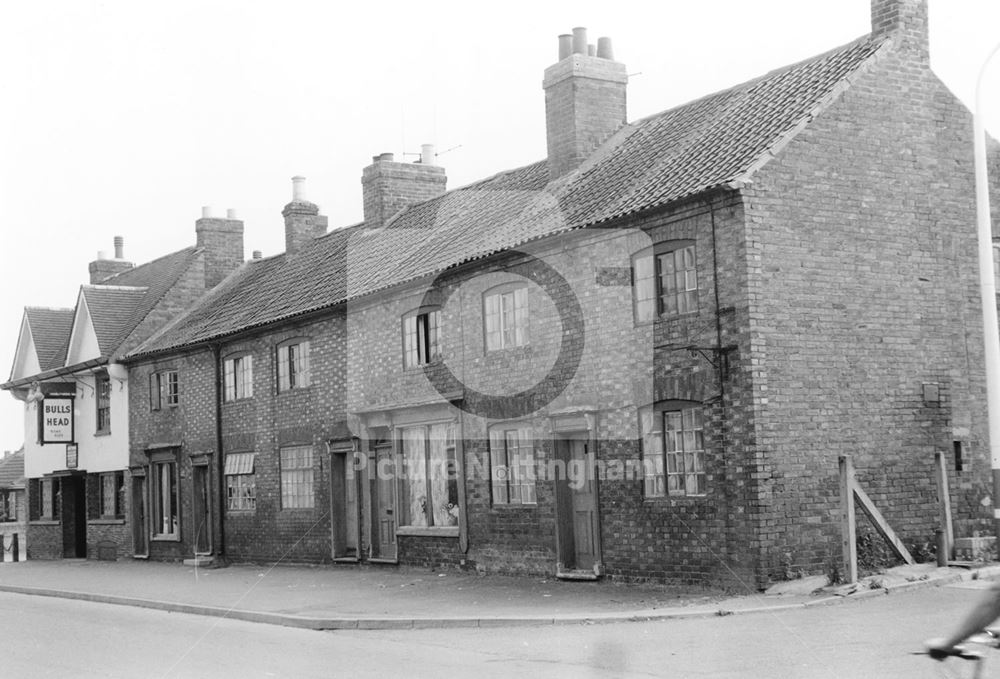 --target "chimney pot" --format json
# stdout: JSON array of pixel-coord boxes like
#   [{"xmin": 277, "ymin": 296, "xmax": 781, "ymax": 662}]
[
  {"xmin": 292, "ymin": 175, "xmax": 307, "ymax": 202},
  {"xmin": 378, "ymin": 152, "xmax": 395, "ymax": 162},
  {"xmin": 252, "ymin": 250, "xmax": 262, "ymax": 260},
  {"xmin": 113, "ymin": 236, "xmax": 124, "ymax": 259},
  {"xmin": 558, "ymin": 34, "xmax": 573, "ymax": 60},
  {"xmin": 226, "ymin": 208, "xmax": 238, "ymax": 219},
  {"xmin": 587, "ymin": 44, "xmax": 596, "ymax": 57},
  {"xmin": 97, "ymin": 250, "xmax": 109, "ymax": 261},
  {"xmin": 201, "ymin": 206, "xmax": 214, "ymax": 218},
  {"xmin": 597, "ymin": 37, "xmax": 613, "ymax": 59},
  {"xmin": 572, "ymin": 27, "xmax": 588, "ymax": 55}
]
